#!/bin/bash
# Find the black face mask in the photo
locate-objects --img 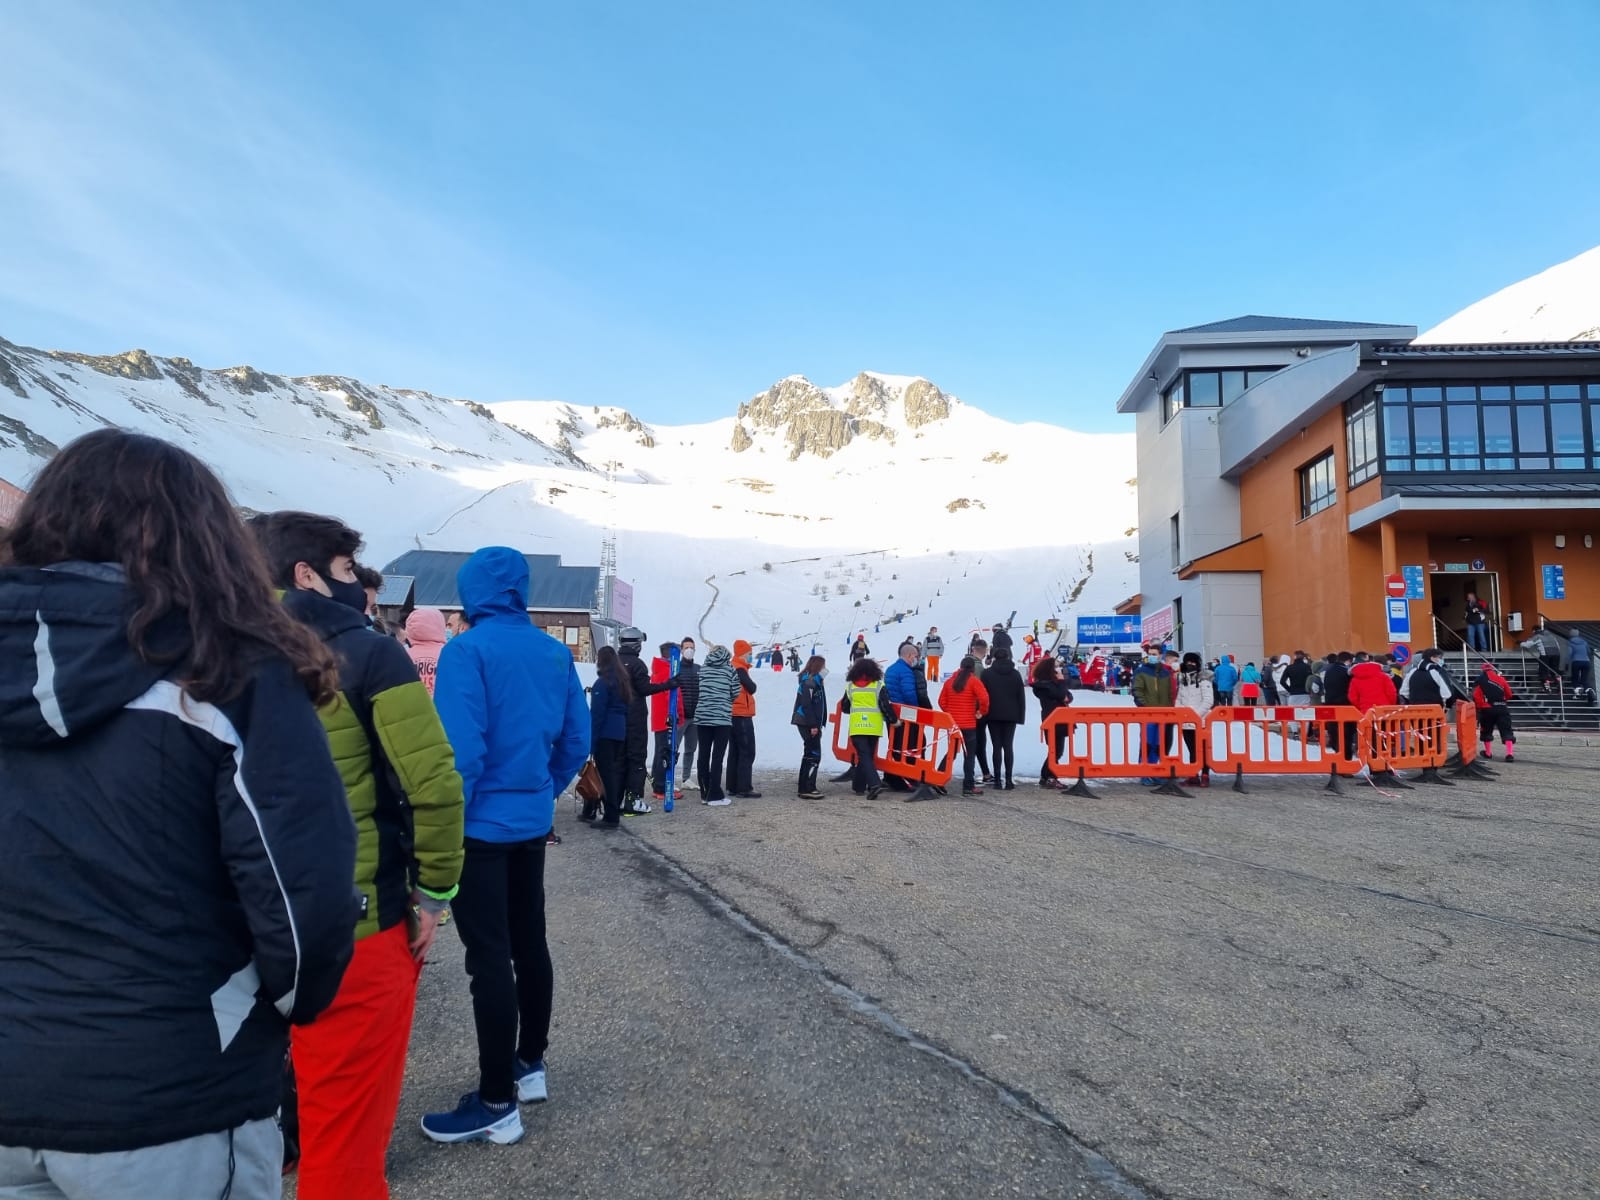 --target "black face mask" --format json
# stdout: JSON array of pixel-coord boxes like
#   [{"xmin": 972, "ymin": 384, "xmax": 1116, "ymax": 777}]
[{"xmin": 322, "ymin": 573, "xmax": 369, "ymax": 614}]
